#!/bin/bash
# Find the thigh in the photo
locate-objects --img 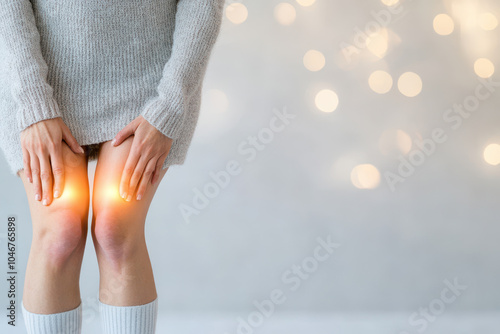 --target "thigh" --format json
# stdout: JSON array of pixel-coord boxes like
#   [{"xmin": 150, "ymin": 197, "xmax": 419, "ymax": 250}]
[
  {"xmin": 18, "ymin": 141, "xmax": 90, "ymax": 232},
  {"xmin": 91, "ymin": 137, "xmax": 168, "ymax": 226}
]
